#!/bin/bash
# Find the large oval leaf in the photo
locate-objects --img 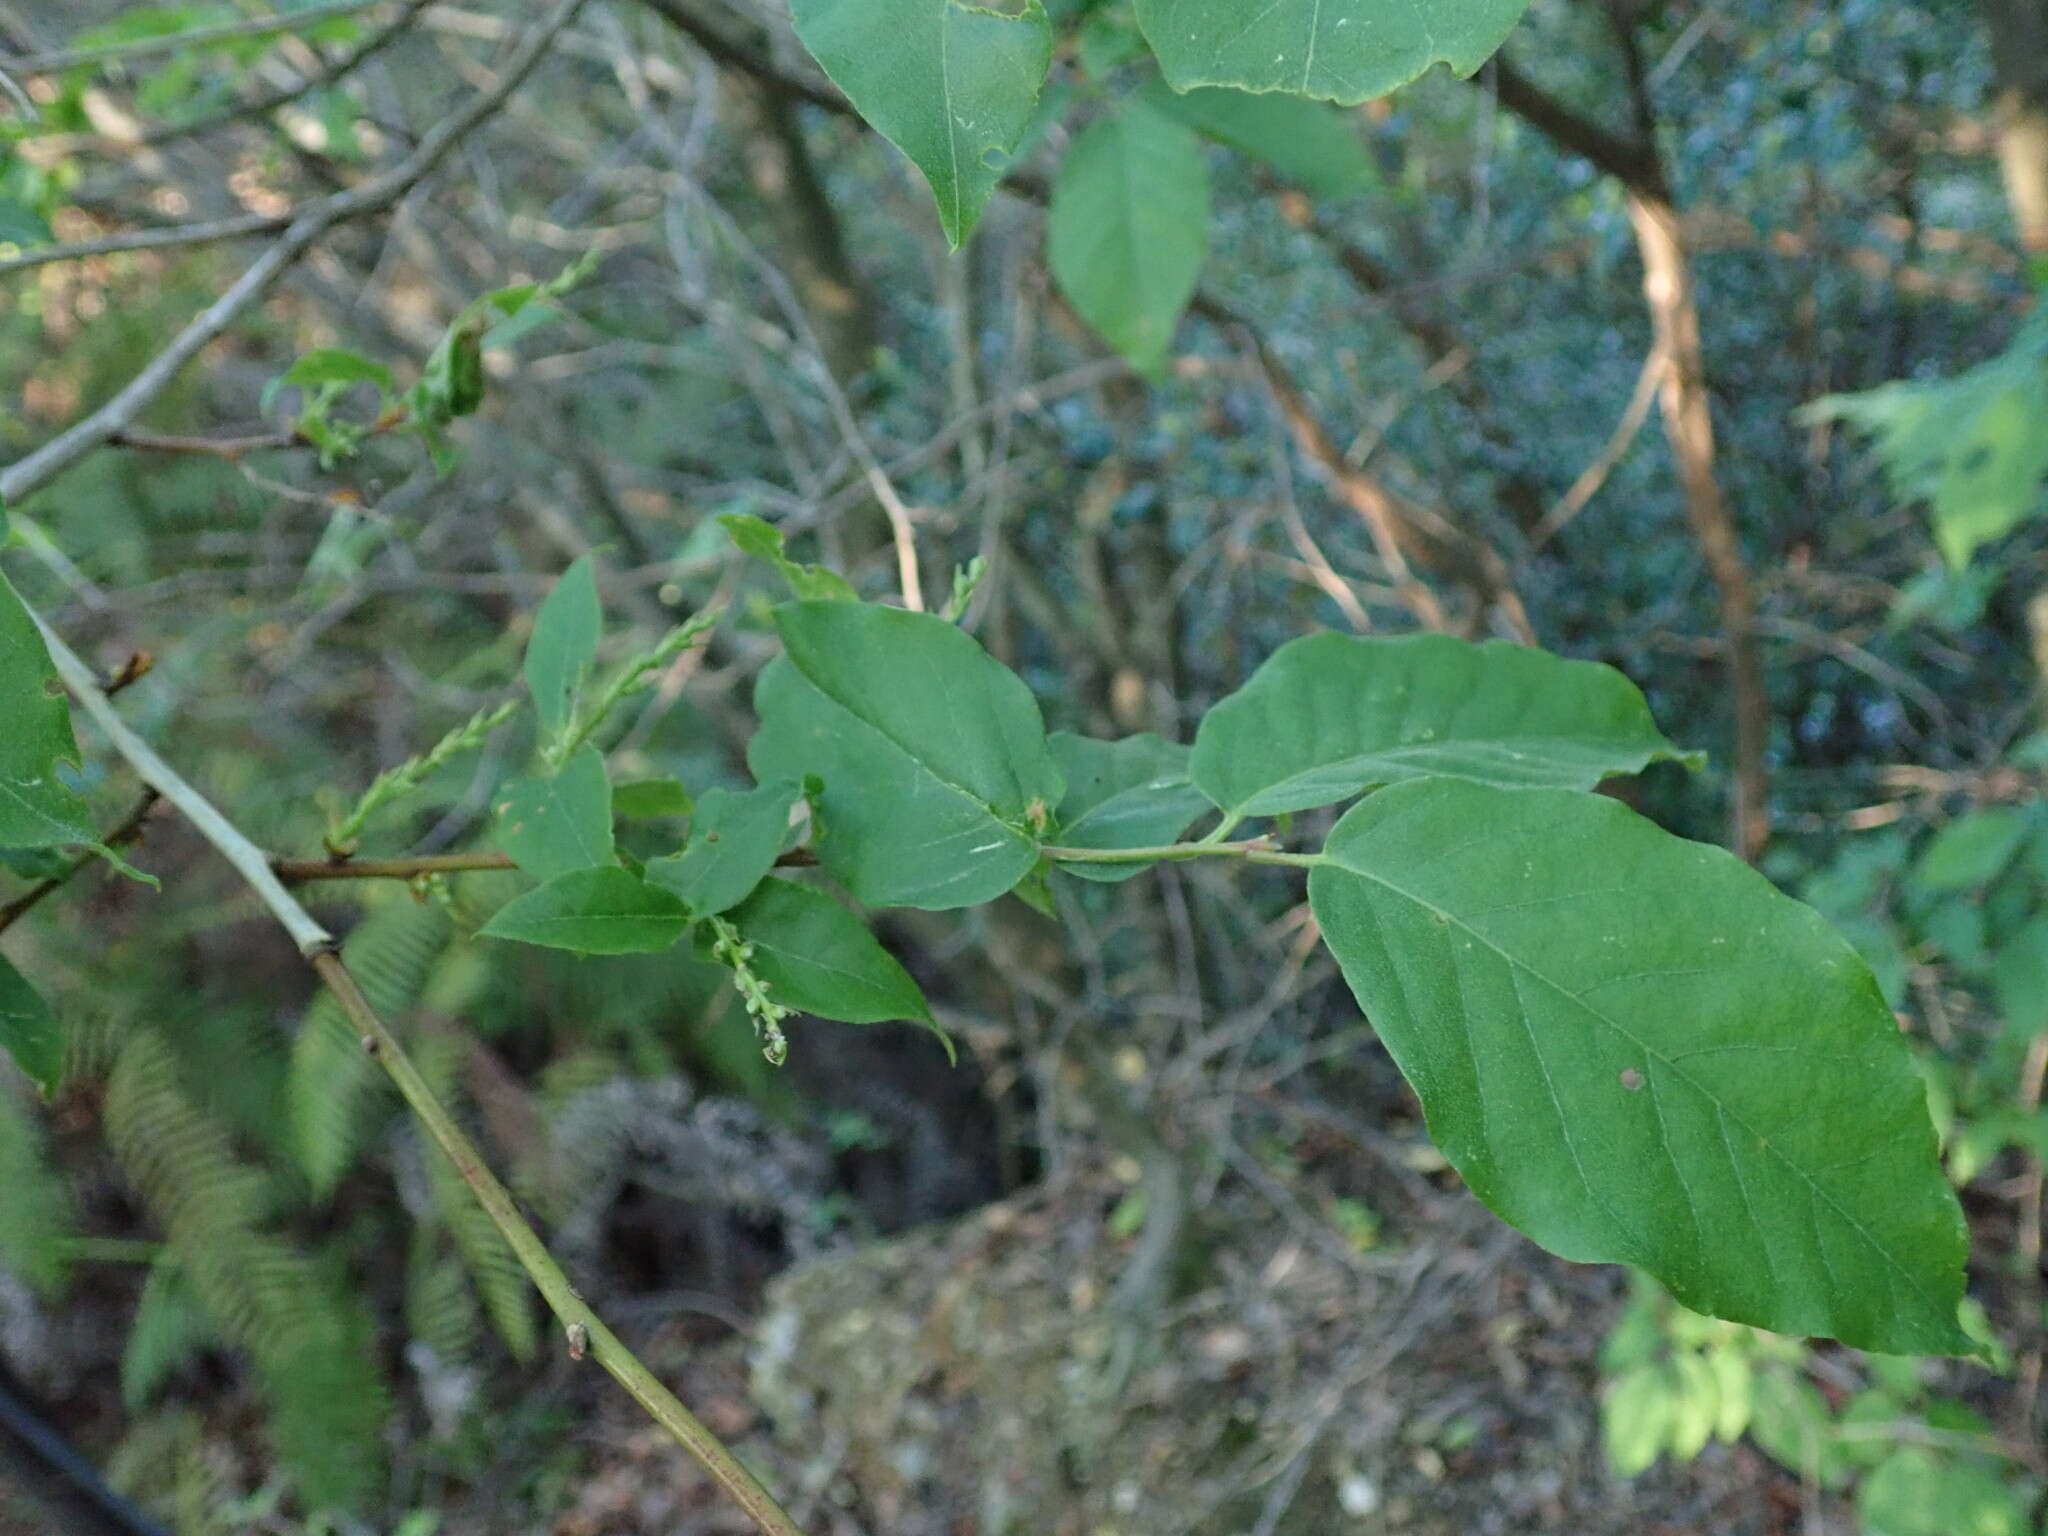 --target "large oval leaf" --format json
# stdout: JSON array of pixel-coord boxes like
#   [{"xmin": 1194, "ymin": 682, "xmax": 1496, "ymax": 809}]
[
  {"xmin": 789, "ymin": 0, "xmax": 1052, "ymax": 247},
  {"xmin": 1048, "ymin": 102, "xmax": 1209, "ymax": 375},
  {"xmin": 1135, "ymin": 0, "xmax": 1535, "ymax": 104},
  {"xmin": 1192, "ymin": 632, "xmax": 1694, "ymax": 819},
  {"xmin": 748, "ymin": 603, "xmax": 1063, "ymax": 910},
  {"xmin": 1307, "ymin": 779, "xmax": 1969, "ymax": 1354}
]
